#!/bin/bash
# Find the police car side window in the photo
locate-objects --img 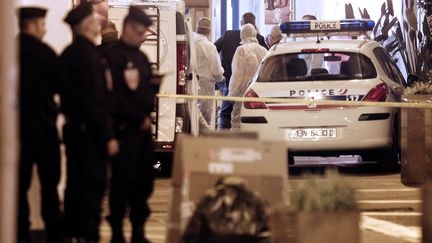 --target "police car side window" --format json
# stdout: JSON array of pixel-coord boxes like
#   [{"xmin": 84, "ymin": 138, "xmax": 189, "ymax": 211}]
[
  {"xmin": 388, "ymin": 59, "xmax": 406, "ymax": 86},
  {"xmin": 373, "ymin": 47, "xmax": 403, "ymax": 85}
]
